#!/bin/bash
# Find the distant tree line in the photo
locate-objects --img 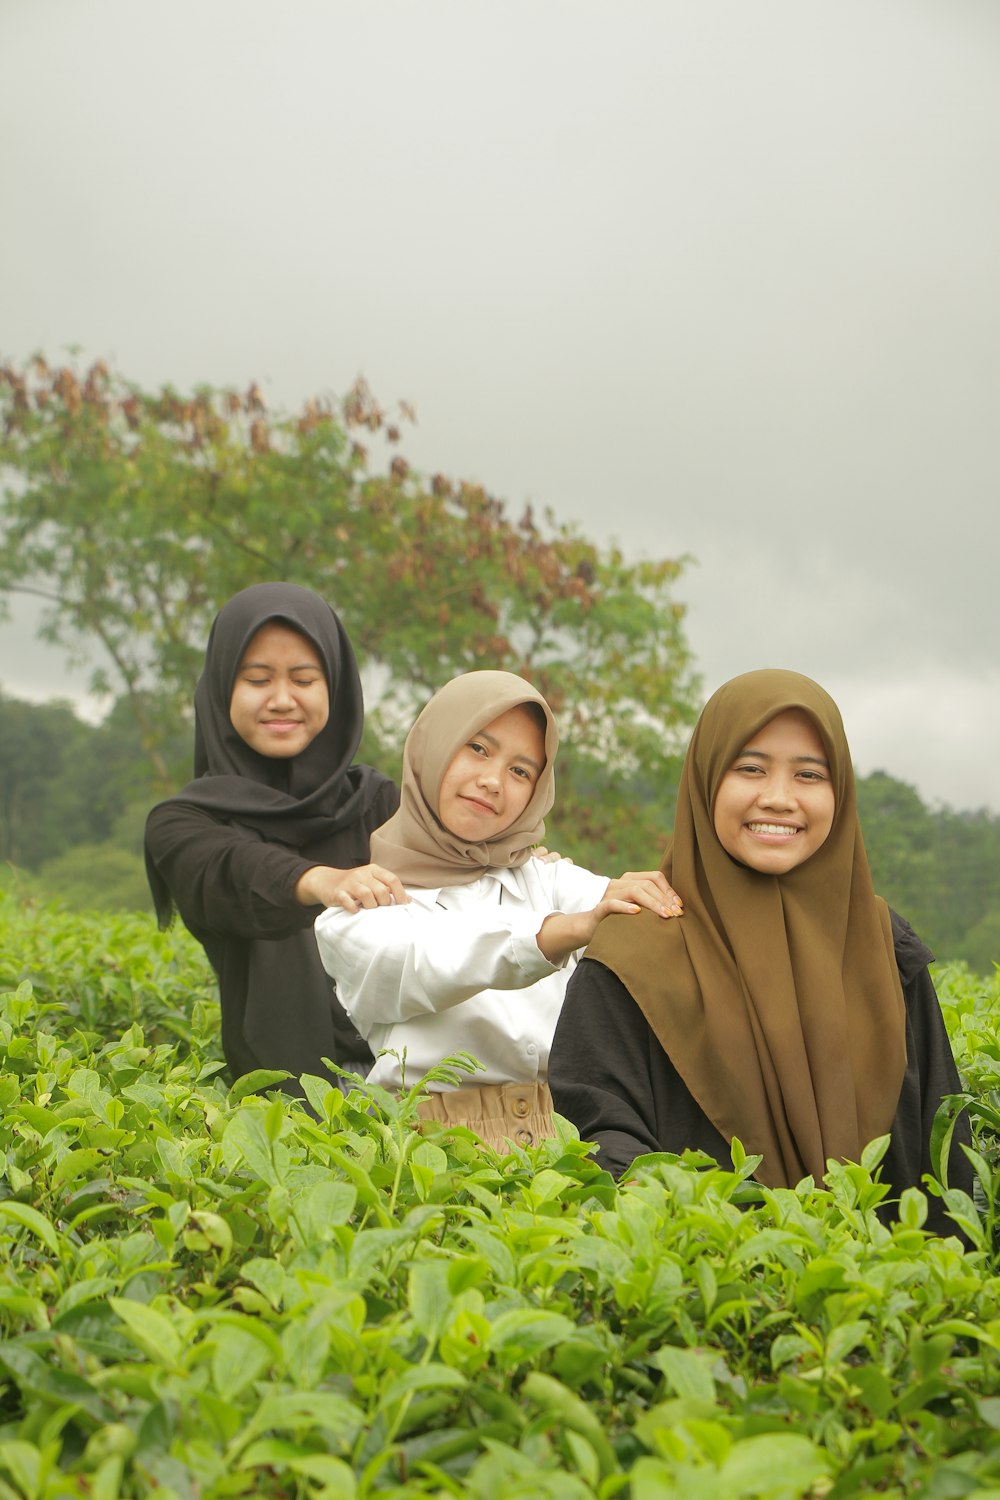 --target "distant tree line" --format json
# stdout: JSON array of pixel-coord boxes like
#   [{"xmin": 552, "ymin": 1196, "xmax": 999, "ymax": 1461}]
[
  {"xmin": 855, "ymin": 772, "xmax": 1000, "ymax": 976},
  {"xmin": 0, "ymin": 693, "xmax": 187, "ymax": 912},
  {"xmin": 2, "ymin": 691, "xmax": 998, "ymax": 973}
]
